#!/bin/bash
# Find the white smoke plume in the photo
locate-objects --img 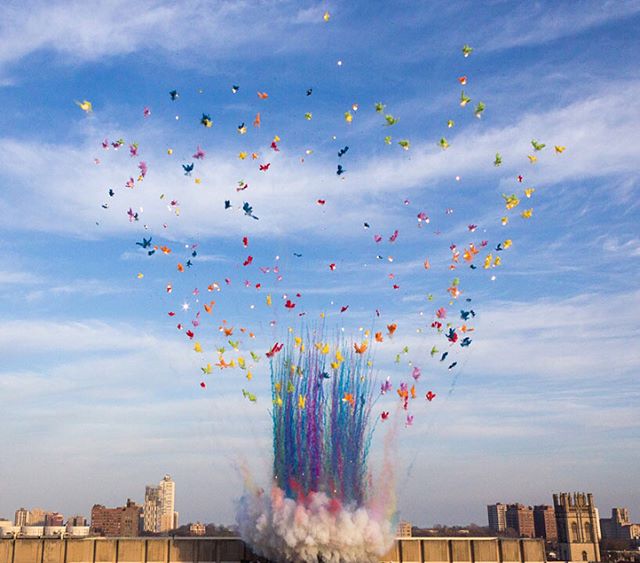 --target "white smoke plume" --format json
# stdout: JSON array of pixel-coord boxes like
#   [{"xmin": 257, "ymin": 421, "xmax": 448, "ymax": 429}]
[{"xmin": 237, "ymin": 485, "xmax": 395, "ymax": 563}]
